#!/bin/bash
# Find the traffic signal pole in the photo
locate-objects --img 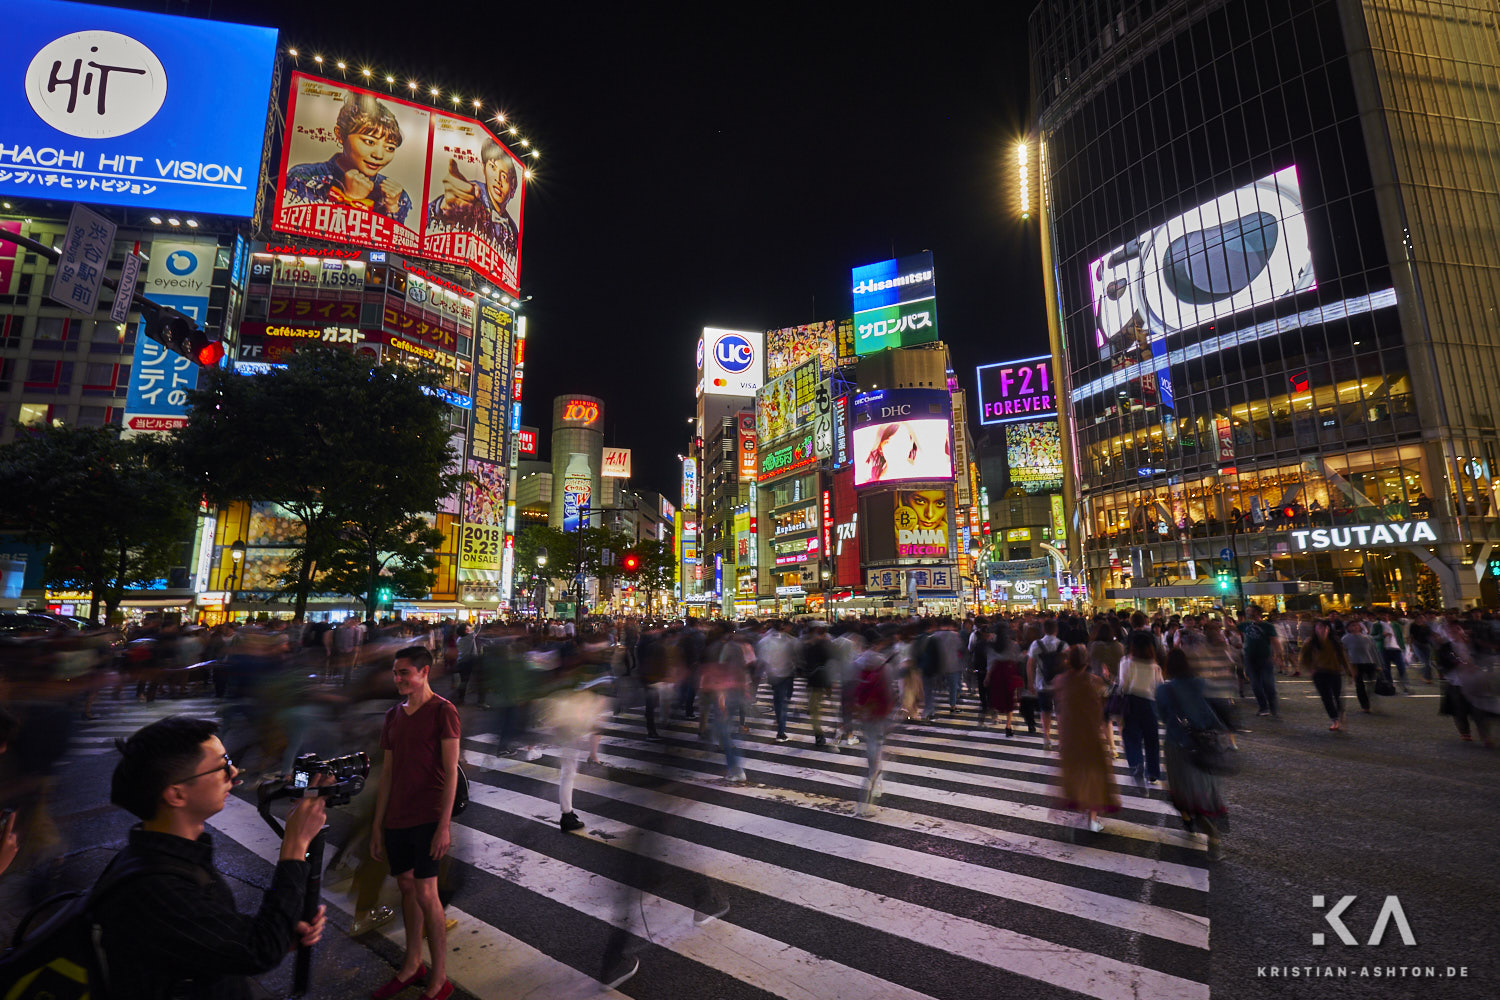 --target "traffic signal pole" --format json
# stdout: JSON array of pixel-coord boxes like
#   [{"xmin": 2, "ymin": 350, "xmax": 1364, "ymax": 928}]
[{"xmin": 0, "ymin": 228, "xmax": 222, "ymax": 364}]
